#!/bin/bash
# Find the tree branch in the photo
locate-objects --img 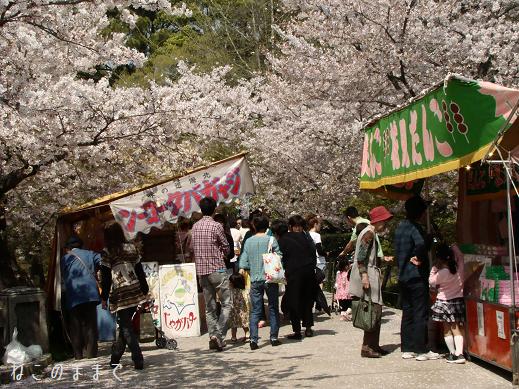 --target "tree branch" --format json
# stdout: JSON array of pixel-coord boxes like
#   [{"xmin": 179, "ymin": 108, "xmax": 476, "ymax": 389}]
[
  {"xmin": 24, "ymin": 20, "xmax": 99, "ymax": 53},
  {"xmin": 0, "ymin": 151, "xmax": 68, "ymax": 196}
]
